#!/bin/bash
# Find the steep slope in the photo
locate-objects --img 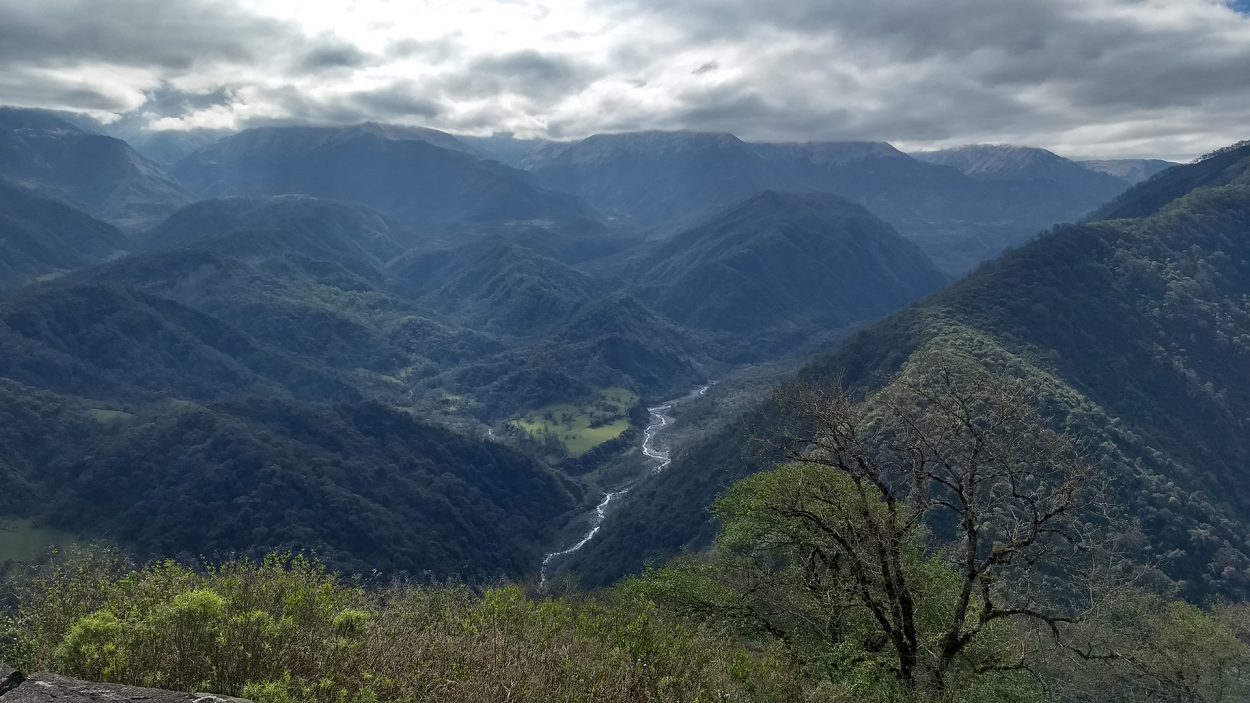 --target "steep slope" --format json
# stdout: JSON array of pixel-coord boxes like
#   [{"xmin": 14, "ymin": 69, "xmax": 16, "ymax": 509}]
[
  {"xmin": 633, "ymin": 191, "xmax": 948, "ymax": 347},
  {"xmin": 391, "ymin": 236, "xmax": 606, "ymax": 336},
  {"xmin": 1081, "ymin": 158, "xmax": 1176, "ymax": 186},
  {"xmin": 84, "ymin": 225, "xmax": 507, "ymax": 384},
  {"xmin": 172, "ymin": 124, "xmax": 593, "ymax": 226},
  {"xmin": 455, "ymin": 218, "xmax": 645, "ymax": 268},
  {"xmin": 389, "ymin": 231, "xmax": 708, "ymax": 413},
  {"xmin": 0, "ymin": 183, "xmax": 132, "ymax": 287},
  {"xmin": 0, "ymin": 282, "xmax": 351, "ymax": 403},
  {"xmin": 528, "ymin": 131, "xmax": 779, "ymax": 227},
  {"xmin": 432, "ymin": 293, "xmax": 708, "ymax": 415},
  {"xmin": 573, "ymin": 145, "xmax": 1250, "ymax": 598},
  {"xmin": 37, "ymin": 396, "xmax": 572, "ymax": 577},
  {"xmin": 546, "ymin": 294, "xmax": 707, "ymax": 394},
  {"xmin": 0, "ymin": 108, "xmax": 189, "ymax": 230}
]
